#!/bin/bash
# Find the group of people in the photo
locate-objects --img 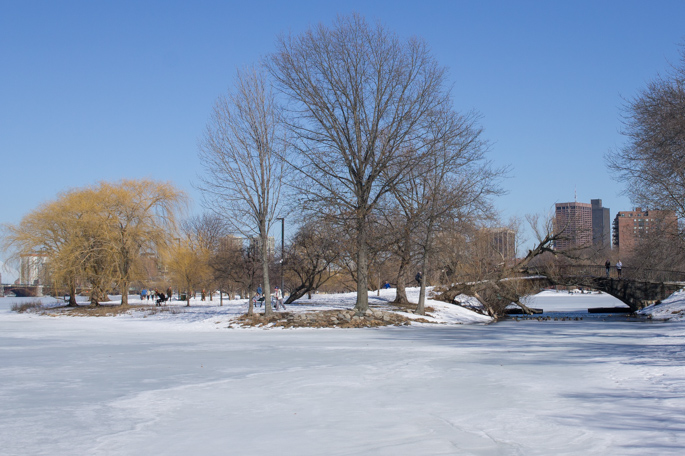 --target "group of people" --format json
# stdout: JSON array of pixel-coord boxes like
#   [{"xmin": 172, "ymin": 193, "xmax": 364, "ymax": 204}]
[
  {"xmin": 140, "ymin": 287, "xmax": 173, "ymax": 306},
  {"xmin": 253, "ymin": 284, "xmax": 286, "ymax": 310},
  {"xmin": 604, "ymin": 259, "xmax": 623, "ymax": 278}
]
